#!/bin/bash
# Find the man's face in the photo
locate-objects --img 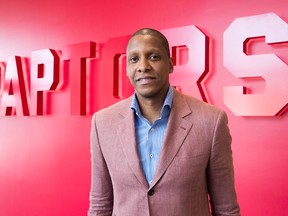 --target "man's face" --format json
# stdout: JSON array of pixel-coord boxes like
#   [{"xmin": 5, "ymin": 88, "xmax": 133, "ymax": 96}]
[{"xmin": 126, "ymin": 34, "xmax": 173, "ymax": 100}]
